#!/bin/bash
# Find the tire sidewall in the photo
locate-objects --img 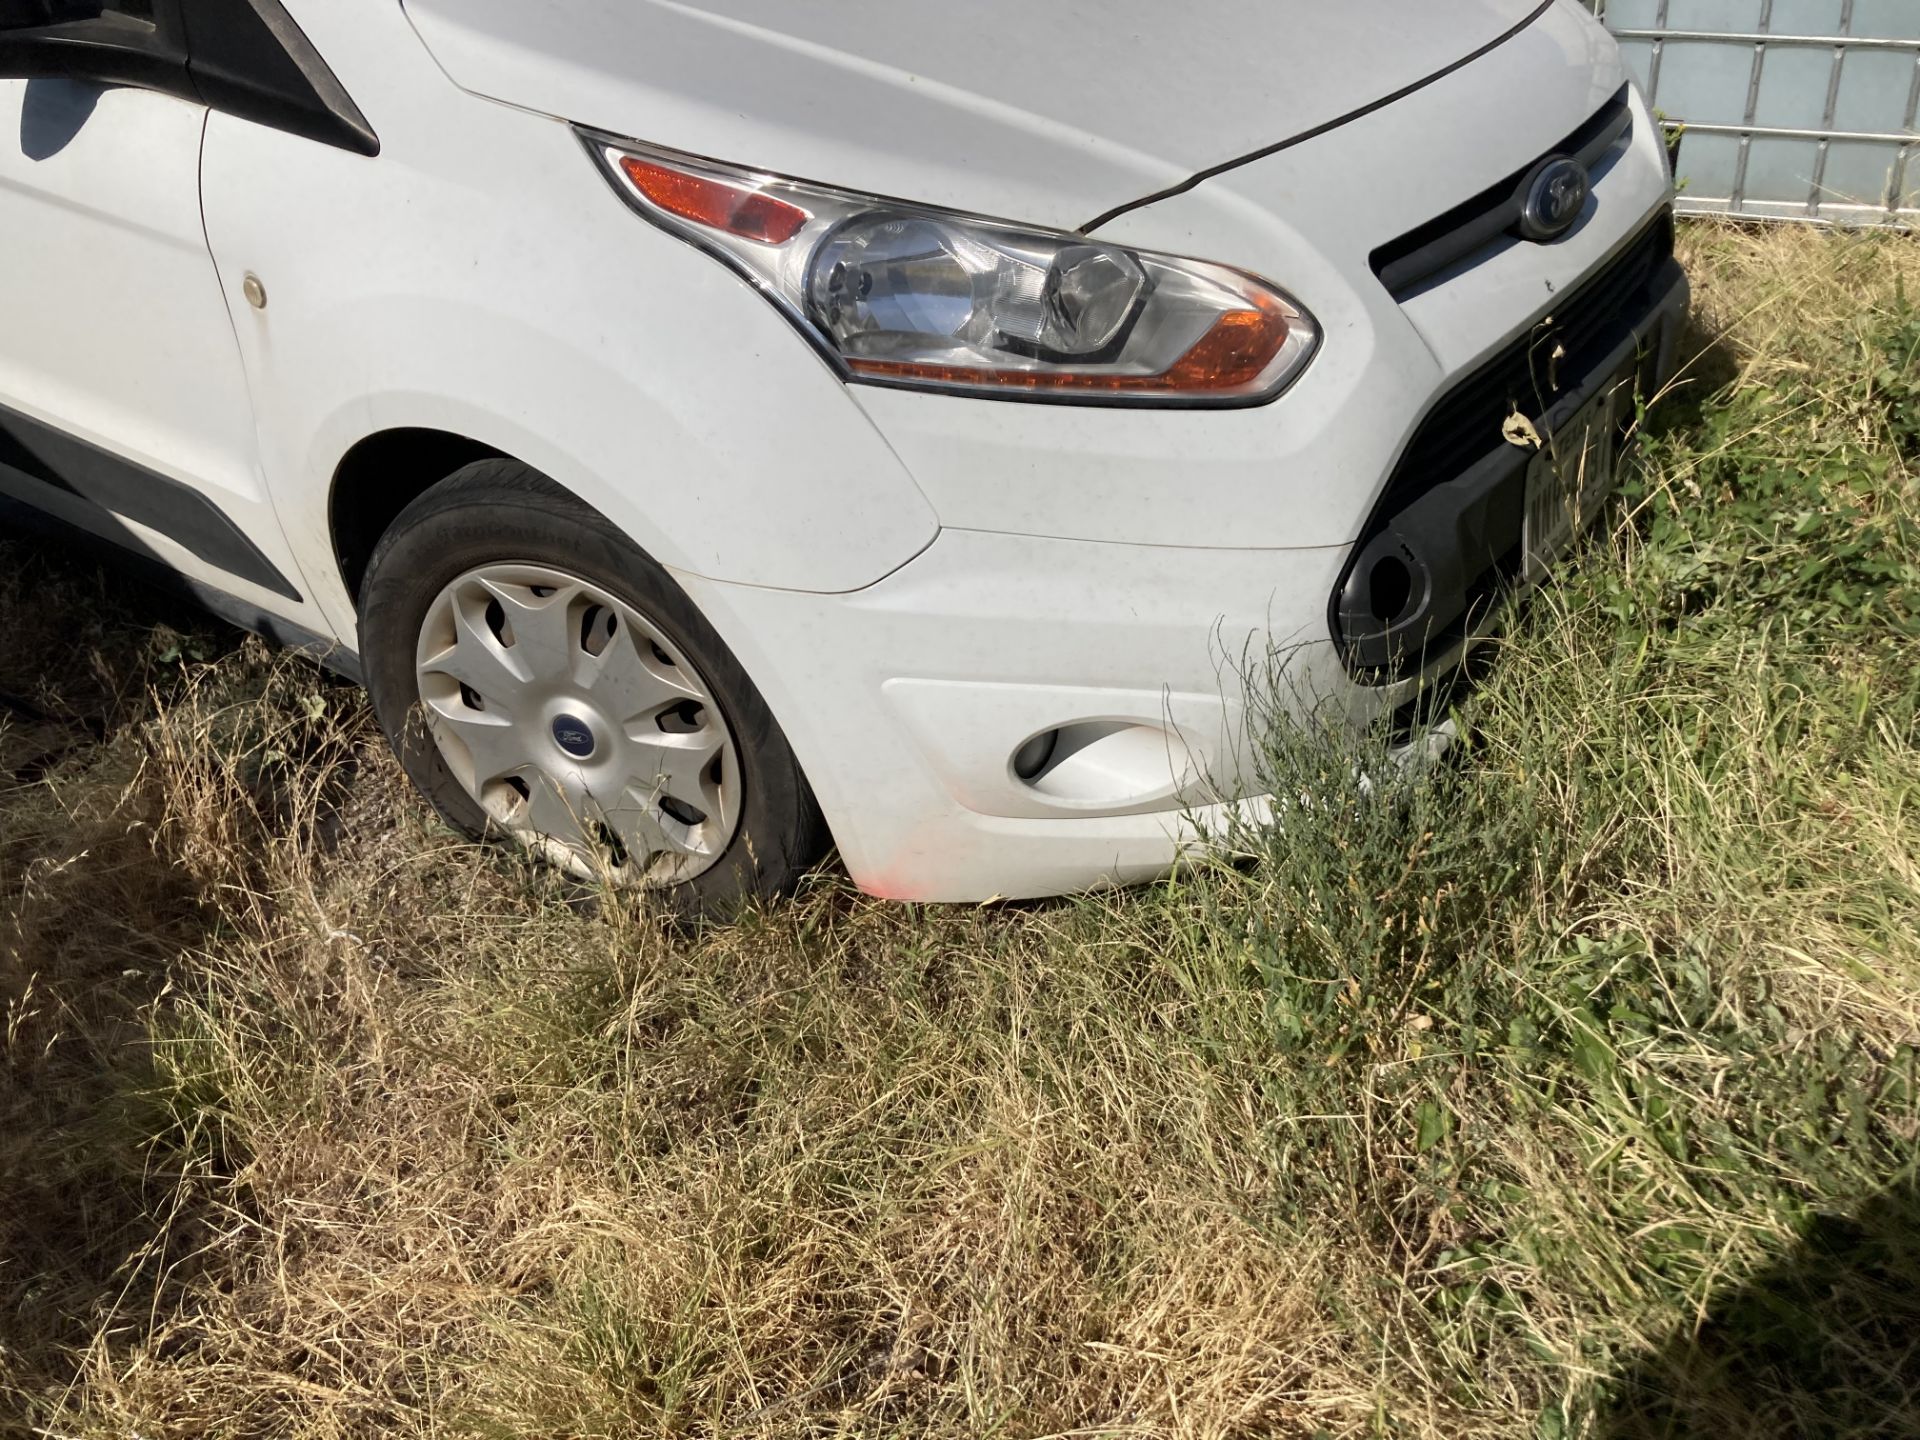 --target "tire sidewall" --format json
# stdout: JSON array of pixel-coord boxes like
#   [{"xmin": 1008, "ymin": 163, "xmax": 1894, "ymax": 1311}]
[{"xmin": 359, "ymin": 463, "xmax": 820, "ymax": 914}]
